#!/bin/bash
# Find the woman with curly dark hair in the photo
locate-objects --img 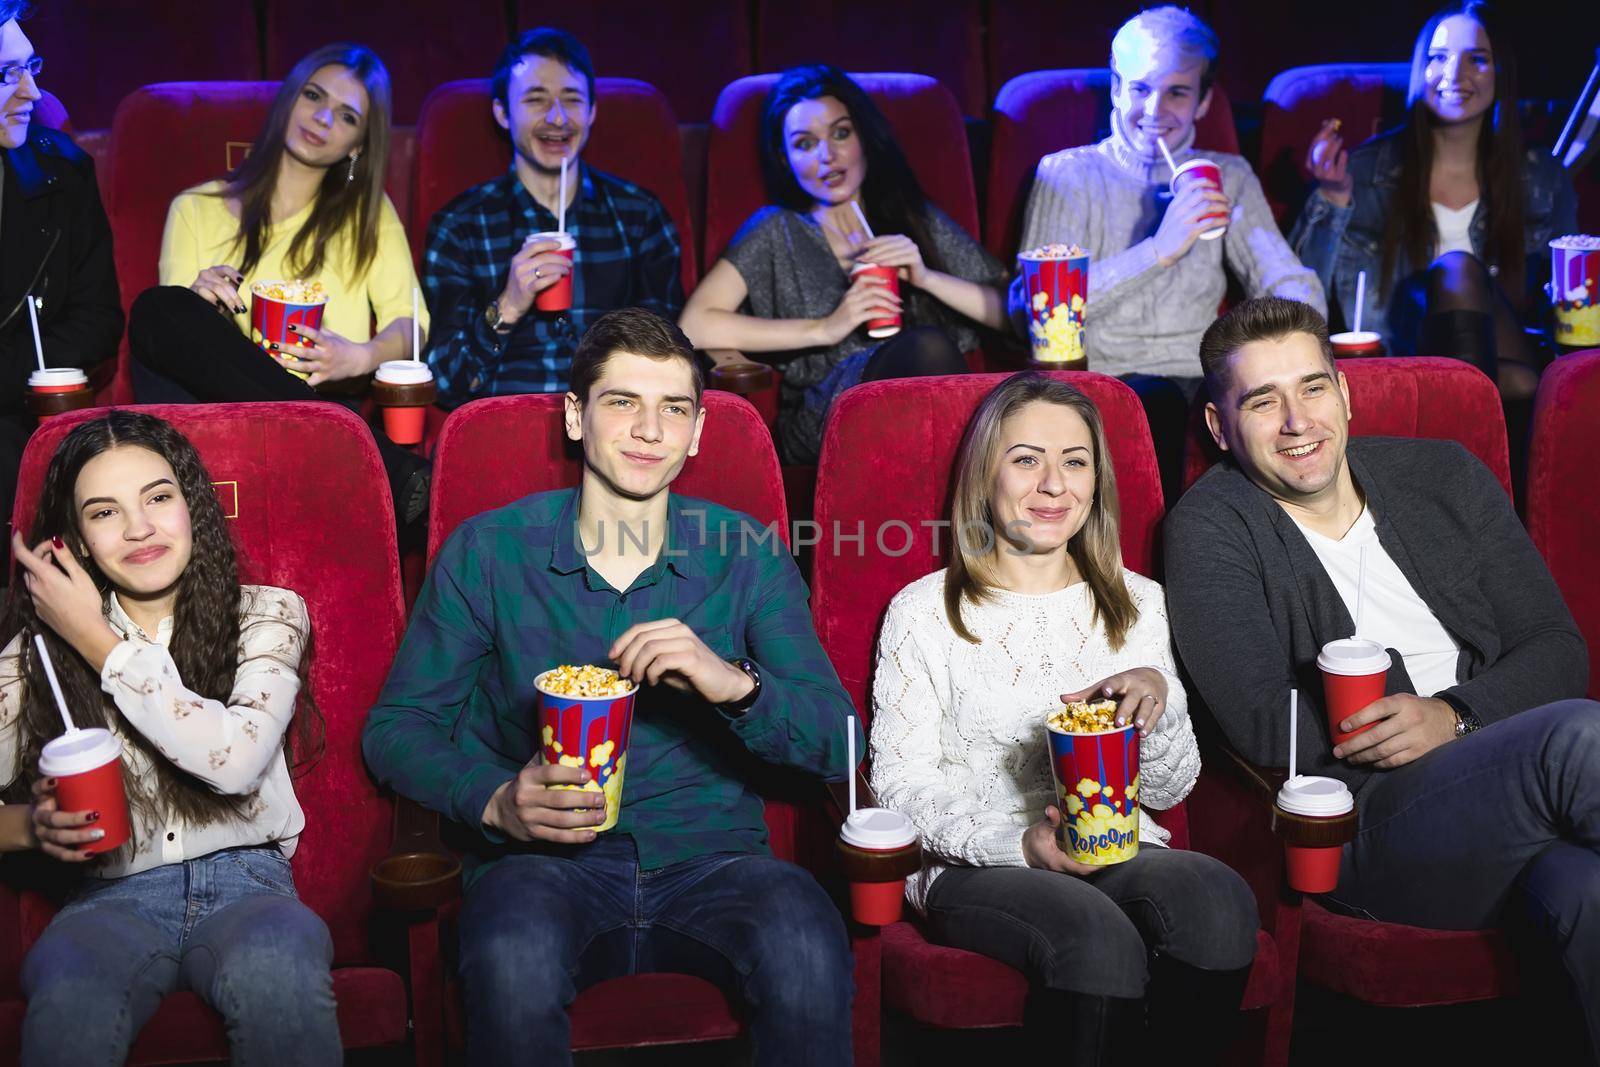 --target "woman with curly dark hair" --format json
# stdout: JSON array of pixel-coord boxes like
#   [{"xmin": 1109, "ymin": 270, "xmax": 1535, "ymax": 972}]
[{"xmin": 0, "ymin": 411, "xmax": 336, "ymax": 1066}]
